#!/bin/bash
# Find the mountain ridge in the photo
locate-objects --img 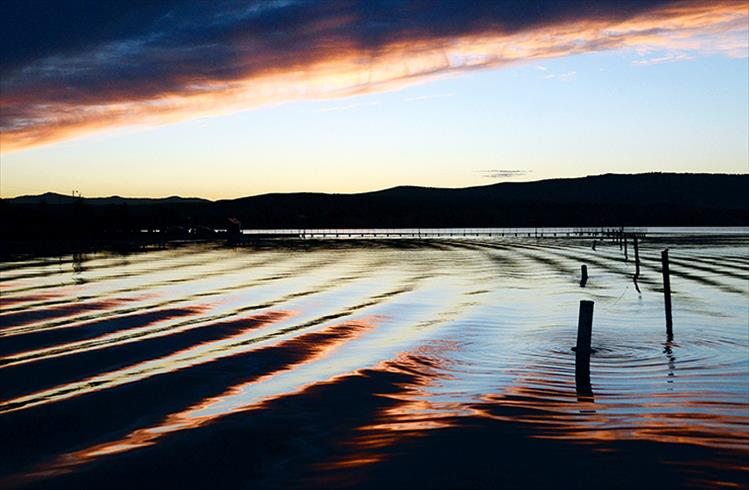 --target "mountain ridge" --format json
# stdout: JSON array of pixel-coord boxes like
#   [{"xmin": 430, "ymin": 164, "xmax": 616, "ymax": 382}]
[
  {"xmin": 5, "ymin": 172, "xmax": 748, "ymax": 204},
  {"xmin": 2, "ymin": 173, "xmax": 747, "ymax": 238}
]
